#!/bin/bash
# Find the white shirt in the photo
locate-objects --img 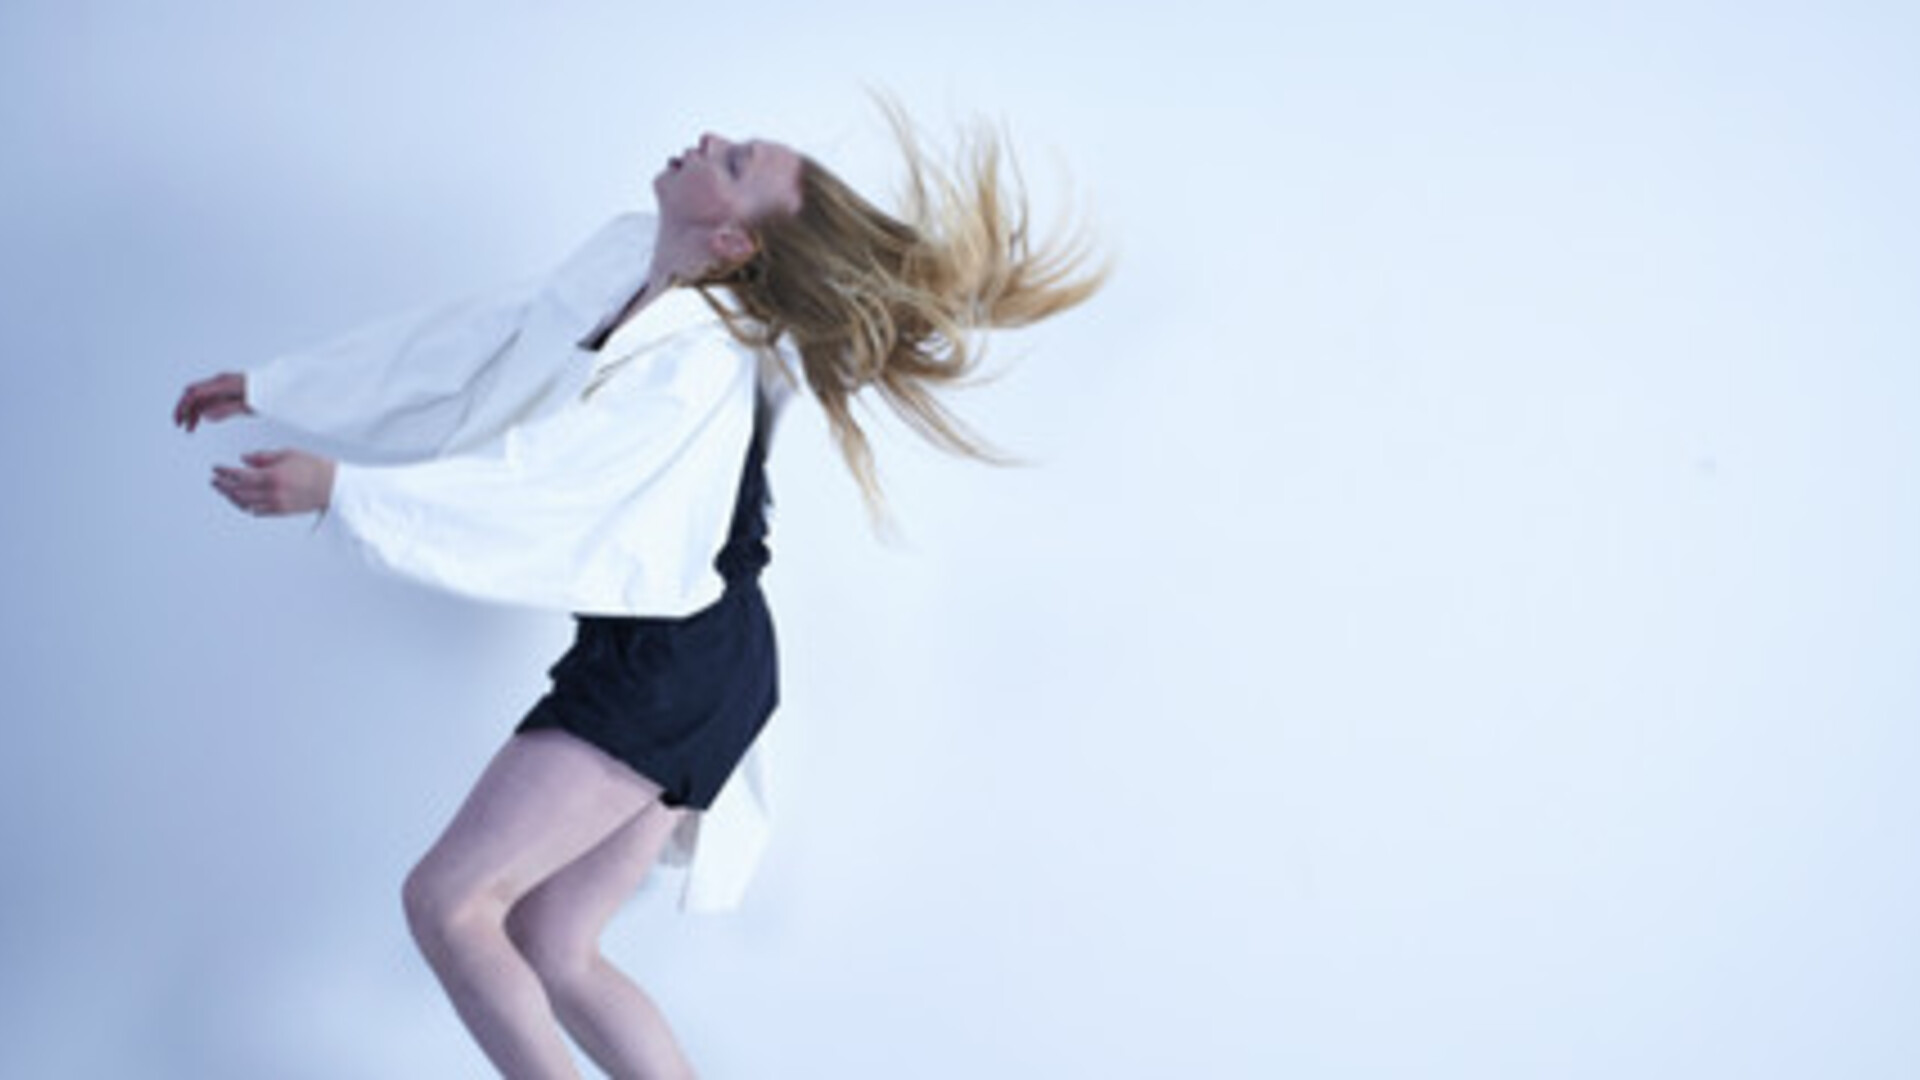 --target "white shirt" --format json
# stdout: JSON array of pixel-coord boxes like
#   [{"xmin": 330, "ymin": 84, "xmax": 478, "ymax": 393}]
[{"xmin": 246, "ymin": 213, "xmax": 779, "ymax": 913}]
